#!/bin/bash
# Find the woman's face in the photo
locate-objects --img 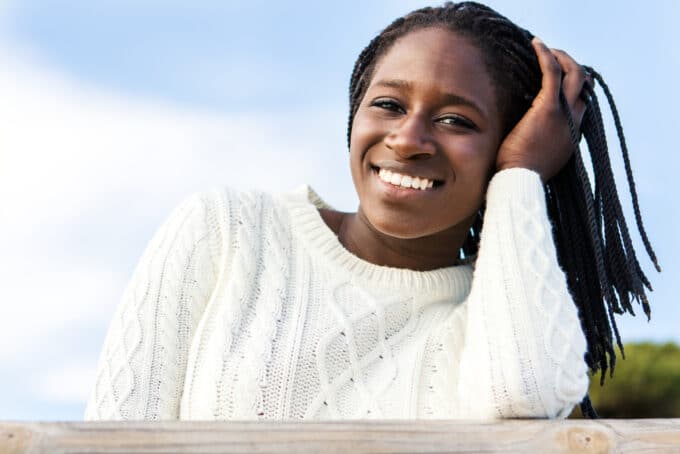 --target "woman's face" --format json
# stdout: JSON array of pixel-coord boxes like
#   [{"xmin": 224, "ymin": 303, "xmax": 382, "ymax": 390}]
[{"xmin": 349, "ymin": 27, "xmax": 505, "ymax": 240}]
